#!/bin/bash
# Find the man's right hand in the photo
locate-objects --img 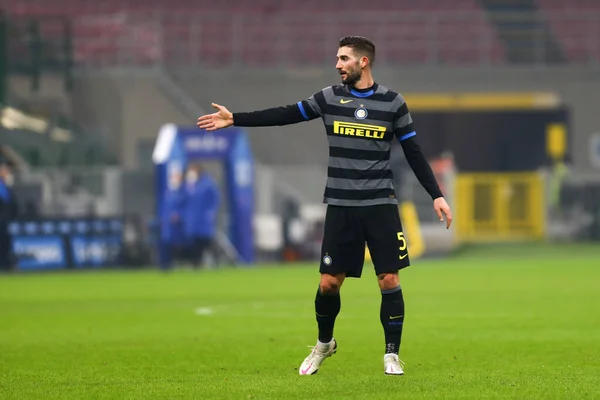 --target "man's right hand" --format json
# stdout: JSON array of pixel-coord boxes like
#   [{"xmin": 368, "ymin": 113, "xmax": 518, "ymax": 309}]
[{"xmin": 197, "ymin": 103, "xmax": 234, "ymax": 131}]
